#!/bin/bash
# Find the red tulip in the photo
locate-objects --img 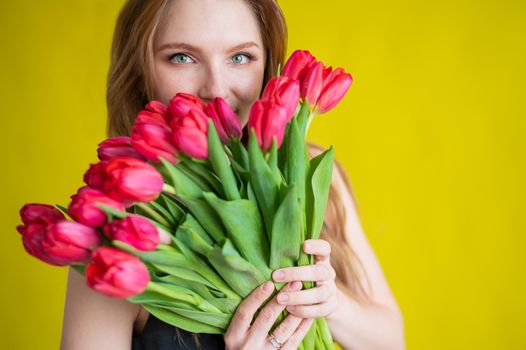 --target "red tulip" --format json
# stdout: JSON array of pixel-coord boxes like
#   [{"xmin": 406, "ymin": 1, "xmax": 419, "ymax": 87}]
[
  {"xmin": 86, "ymin": 246, "xmax": 150, "ymax": 298},
  {"xmin": 84, "ymin": 157, "xmax": 164, "ymax": 205},
  {"xmin": 168, "ymin": 93, "xmax": 207, "ymax": 117},
  {"xmin": 169, "ymin": 94, "xmax": 210, "ymax": 159},
  {"xmin": 41, "ymin": 221, "xmax": 102, "ymax": 265},
  {"xmin": 17, "ymin": 204, "xmax": 67, "ymax": 265},
  {"xmin": 18, "ymin": 203, "xmax": 65, "ymax": 227},
  {"xmin": 282, "ymin": 49, "xmax": 353, "ymax": 114},
  {"xmin": 68, "ymin": 186, "xmax": 126, "ymax": 227},
  {"xmin": 103, "ymin": 215, "xmax": 159, "ymax": 251},
  {"xmin": 97, "ymin": 136, "xmax": 145, "ymax": 161},
  {"xmin": 261, "ymin": 76, "xmax": 300, "ymax": 120},
  {"xmin": 248, "ymin": 100, "xmax": 290, "ymax": 151},
  {"xmin": 132, "ymin": 101, "xmax": 178, "ymax": 164},
  {"xmin": 281, "ymin": 50, "xmax": 316, "ymax": 81},
  {"xmin": 316, "ymin": 68, "xmax": 353, "ymax": 114},
  {"xmin": 205, "ymin": 98, "xmax": 242, "ymax": 143},
  {"xmin": 18, "ymin": 223, "xmax": 63, "ymax": 265}
]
